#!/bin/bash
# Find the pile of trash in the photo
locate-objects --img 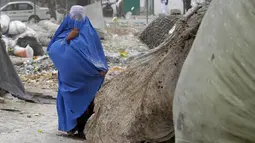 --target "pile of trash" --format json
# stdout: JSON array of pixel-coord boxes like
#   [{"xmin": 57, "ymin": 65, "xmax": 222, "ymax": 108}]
[
  {"xmin": 13, "ymin": 54, "xmax": 128, "ymax": 91},
  {"xmin": 1, "ymin": 15, "xmax": 148, "ymax": 90},
  {"xmin": 27, "ymin": 19, "xmax": 105, "ymax": 46},
  {"xmin": 85, "ymin": 1, "xmax": 210, "ymax": 143},
  {"xmin": 26, "ymin": 20, "xmax": 59, "ymax": 47},
  {"xmin": 1, "ymin": 14, "xmax": 107, "ymax": 59},
  {"xmin": 11, "ymin": 55, "xmax": 57, "ymax": 91},
  {"xmin": 1, "ymin": 15, "xmax": 44, "ymax": 58}
]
